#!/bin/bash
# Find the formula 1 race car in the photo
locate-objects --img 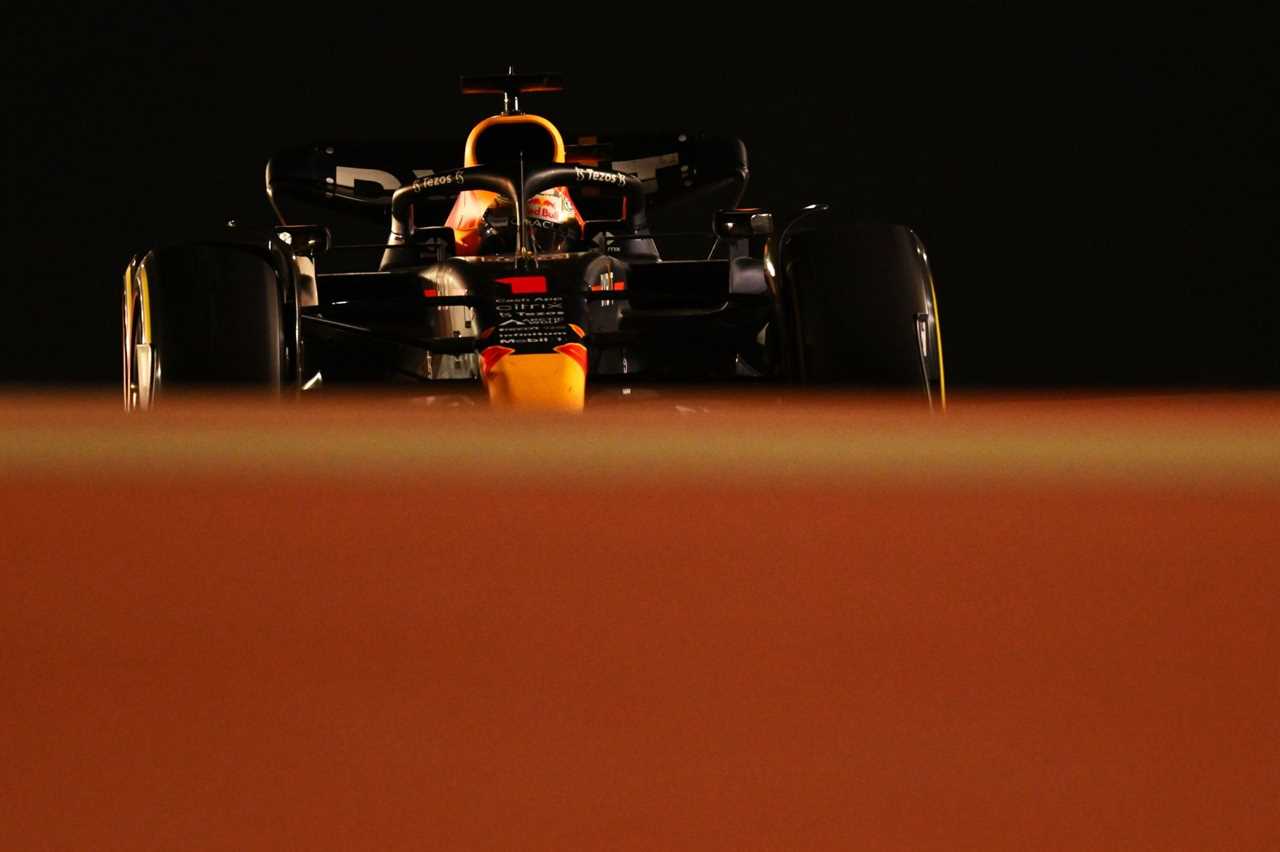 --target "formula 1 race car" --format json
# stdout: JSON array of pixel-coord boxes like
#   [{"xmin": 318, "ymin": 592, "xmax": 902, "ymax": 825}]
[{"xmin": 122, "ymin": 70, "xmax": 945, "ymax": 412}]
